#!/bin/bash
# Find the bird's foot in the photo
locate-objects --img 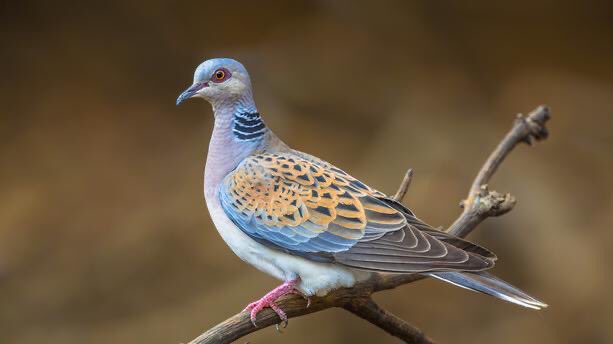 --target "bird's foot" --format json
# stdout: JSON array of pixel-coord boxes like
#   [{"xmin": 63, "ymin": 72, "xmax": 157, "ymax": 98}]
[{"xmin": 243, "ymin": 278, "xmax": 300, "ymax": 328}]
